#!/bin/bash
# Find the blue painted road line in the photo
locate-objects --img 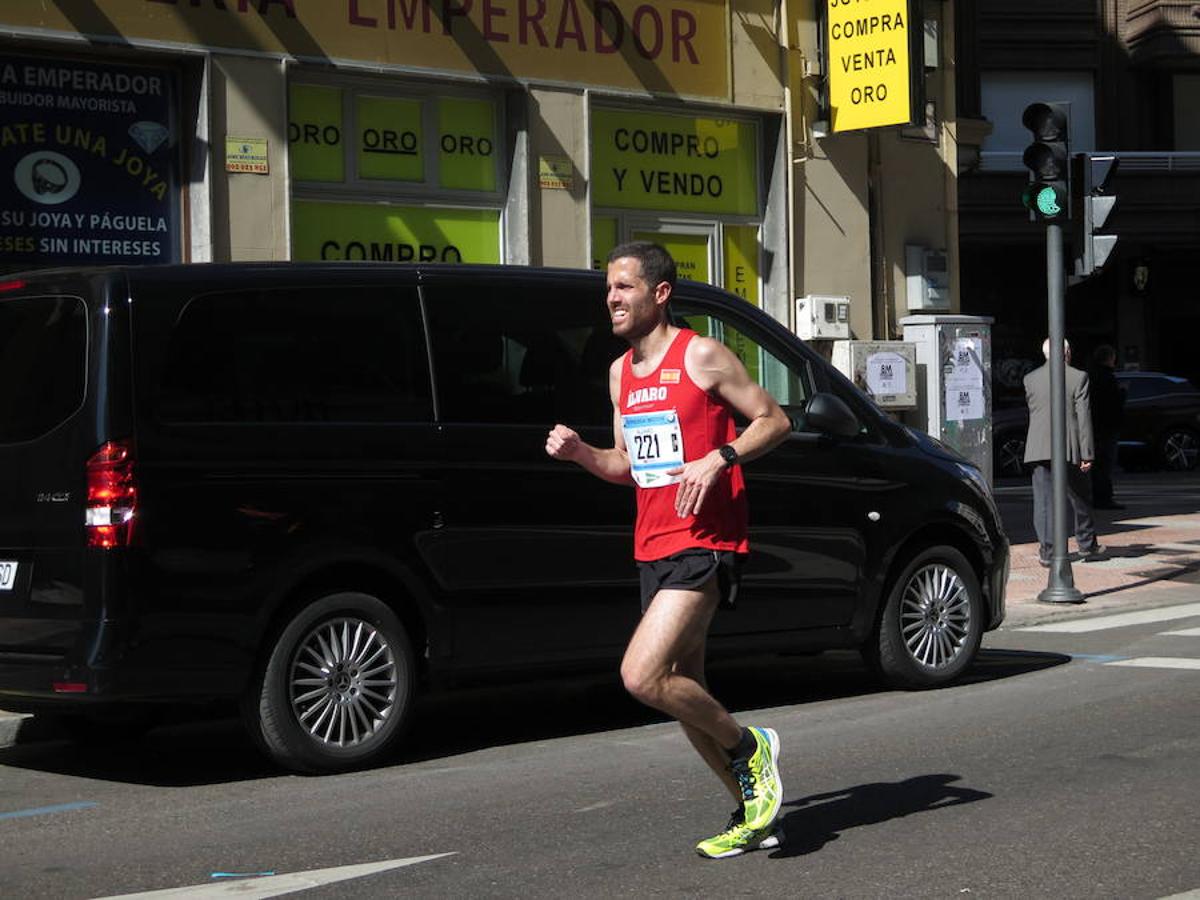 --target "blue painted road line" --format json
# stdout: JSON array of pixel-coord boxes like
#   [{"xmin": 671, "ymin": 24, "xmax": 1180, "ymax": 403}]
[
  {"xmin": 1071, "ymin": 653, "xmax": 1129, "ymax": 663},
  {"xmin": 0, "ymin": 801, "xmax": 97, "ymax": 821},
  {"xmin": 211, "ymin": 872, "xmax": 276, "ymax": 879}
]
